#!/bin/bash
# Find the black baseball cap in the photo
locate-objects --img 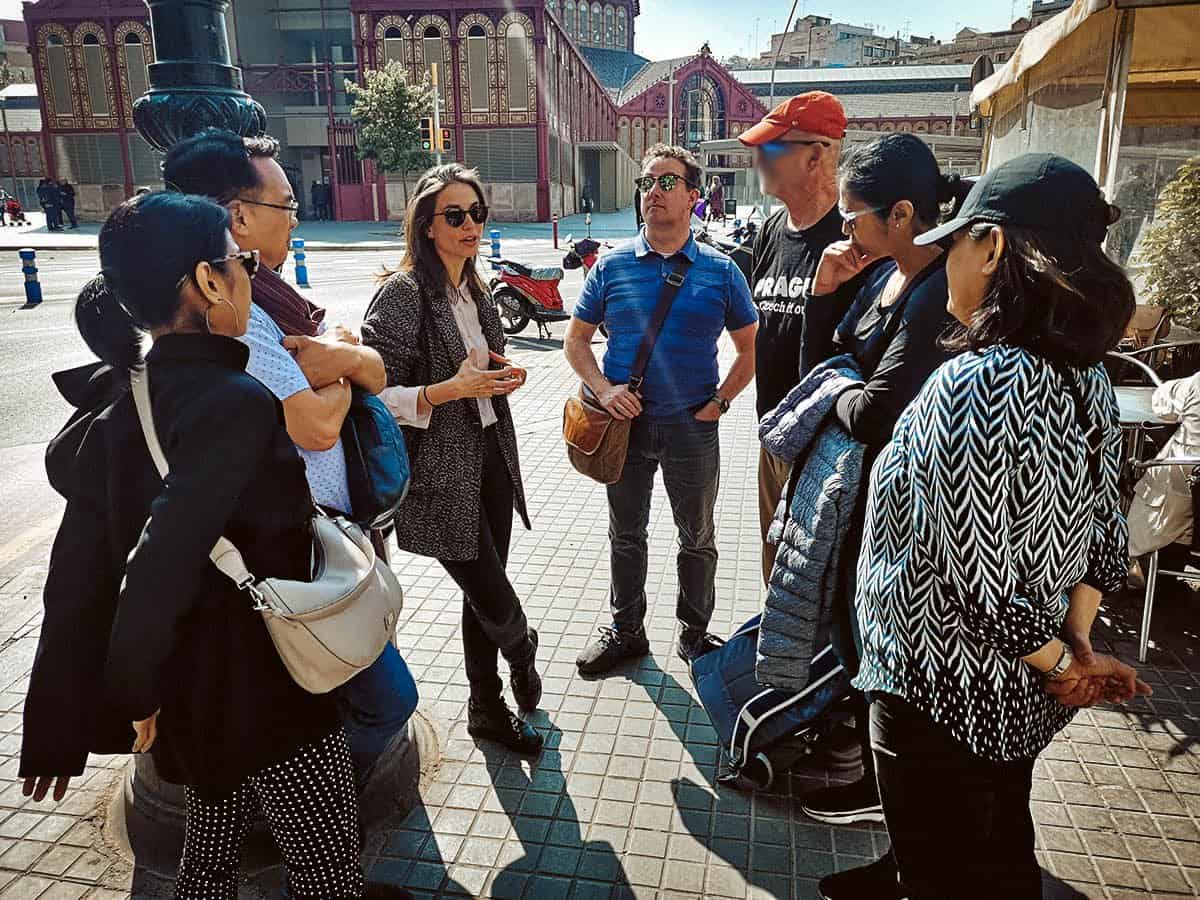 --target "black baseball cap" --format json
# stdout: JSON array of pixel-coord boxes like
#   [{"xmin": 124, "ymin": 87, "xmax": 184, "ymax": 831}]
[{"xmin": 915, "ymin": 153, "xmax": 1116, "ymax": 247}]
